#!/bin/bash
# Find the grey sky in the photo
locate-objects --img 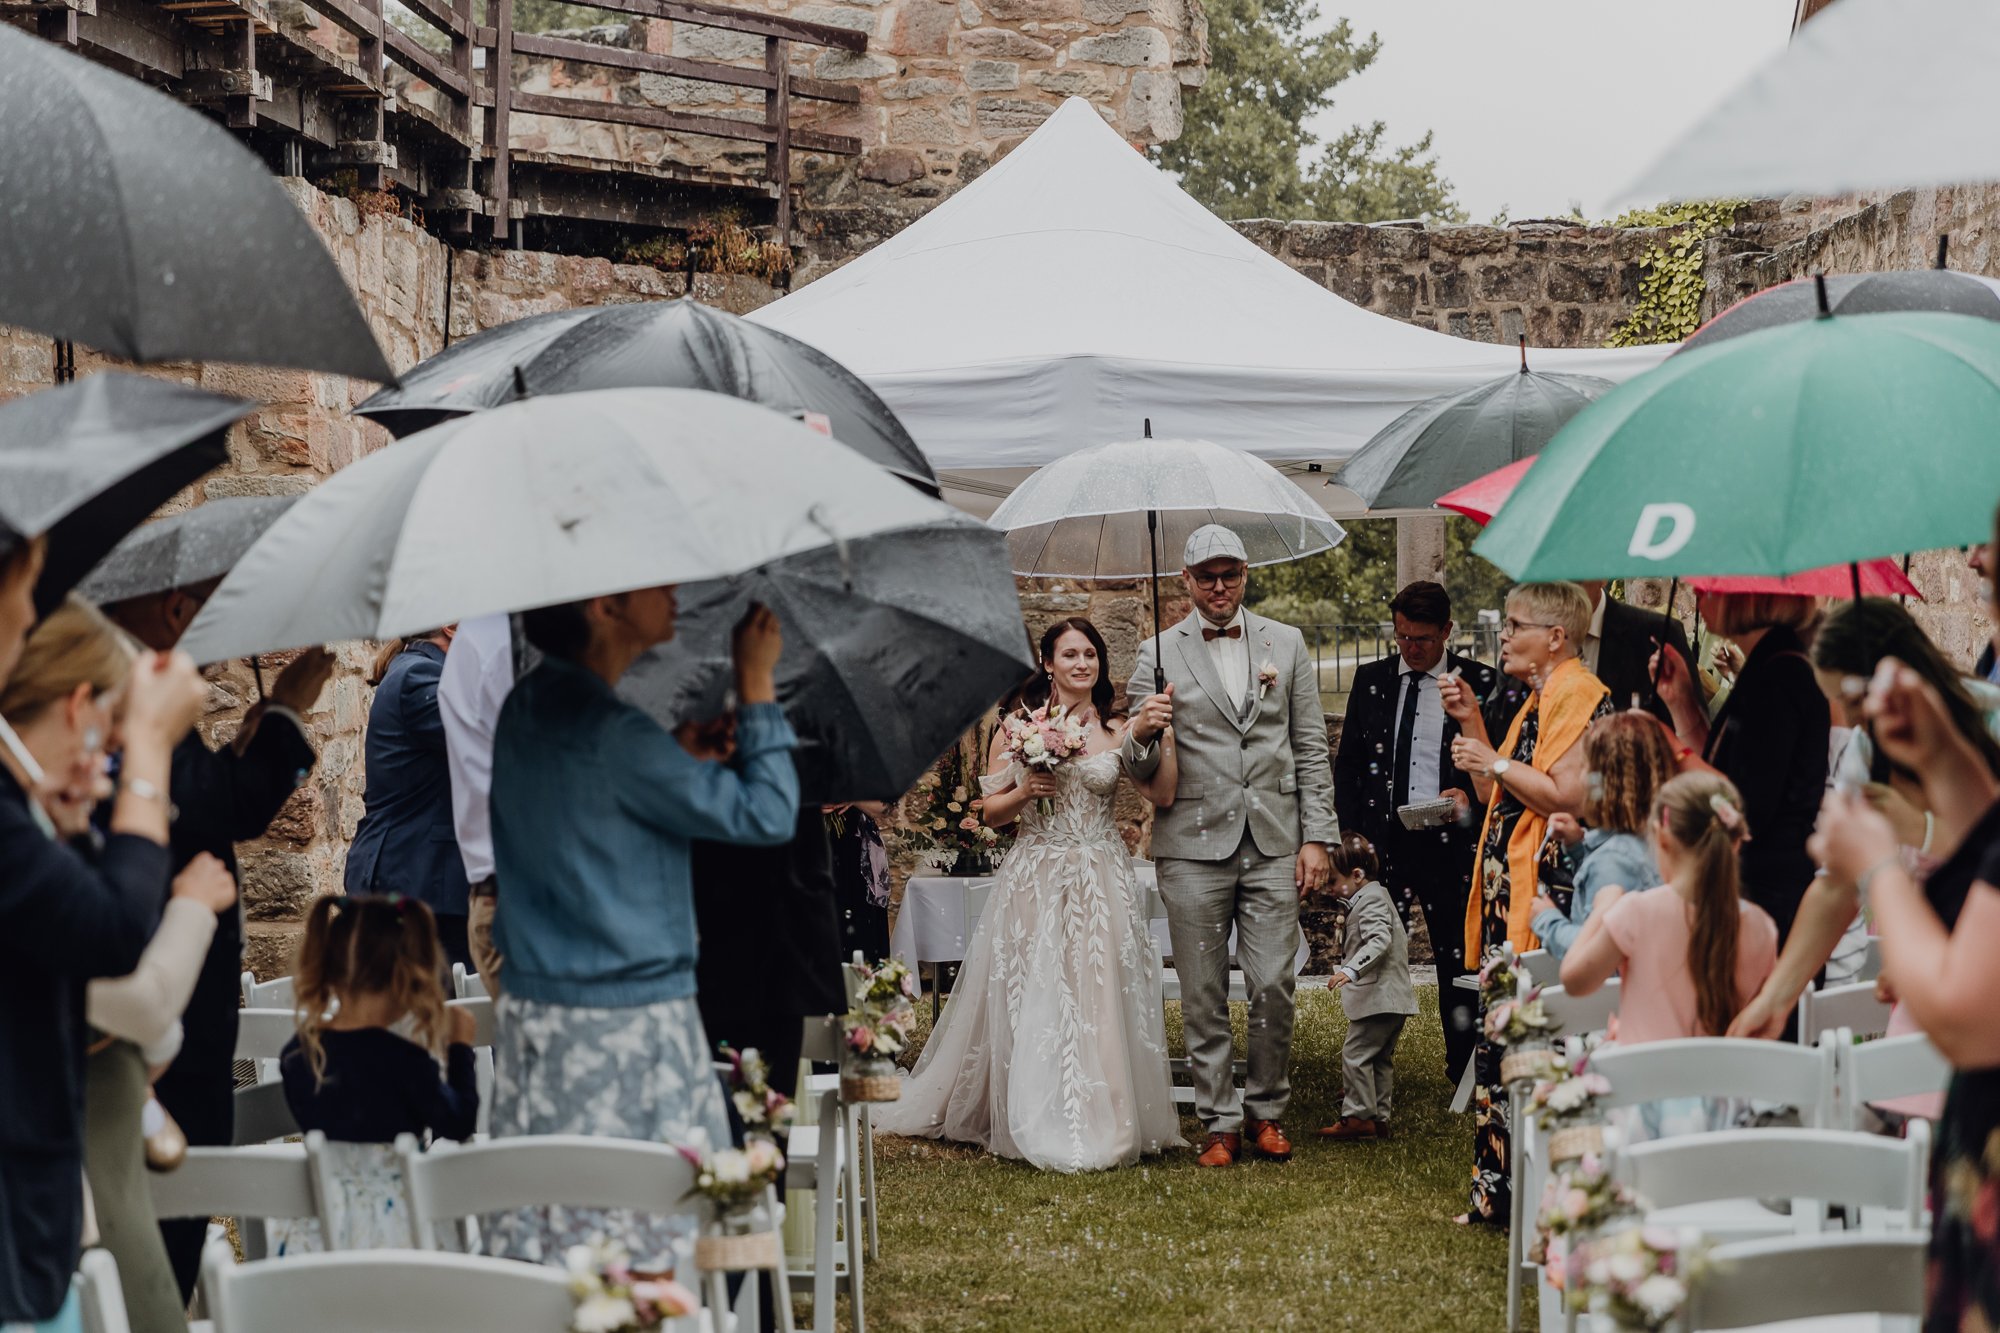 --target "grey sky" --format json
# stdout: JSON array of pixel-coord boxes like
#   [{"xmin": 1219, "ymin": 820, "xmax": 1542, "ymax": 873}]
[{"xmin": 1304, "ymin": 1, "xmax": 1796, "ymax": 223}]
